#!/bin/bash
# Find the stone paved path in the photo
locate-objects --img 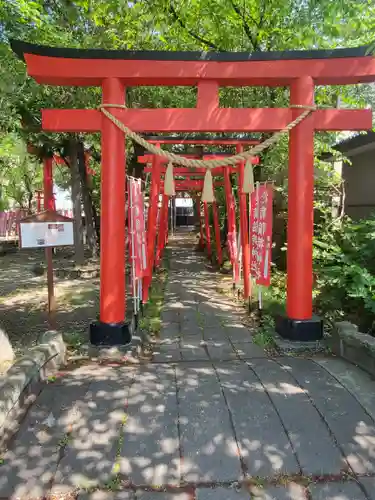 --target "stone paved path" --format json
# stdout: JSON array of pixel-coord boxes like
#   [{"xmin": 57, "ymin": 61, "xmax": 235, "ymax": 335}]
[{"xmin": 2, "ymin": 233, "xmax": 375, "ymax": 499}]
